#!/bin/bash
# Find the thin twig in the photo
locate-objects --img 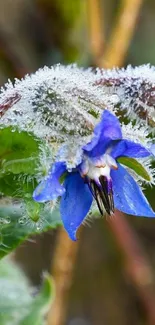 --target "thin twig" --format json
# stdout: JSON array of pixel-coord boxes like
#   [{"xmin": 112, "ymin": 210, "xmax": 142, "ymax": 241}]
[
  {"xmin": 47, "ymin": 228, "xmax": 79, "ymax": 325},
  {"xmin": 99, "ymin": 0, "xmax": 143, "ymax": 68},
  {"xmin": 87, "ymin": 0, "xmax": 104, "ymax": 62},
  {"xmin": 109, "ymin": 211, "xmax": 155, "ymax": 325}
]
